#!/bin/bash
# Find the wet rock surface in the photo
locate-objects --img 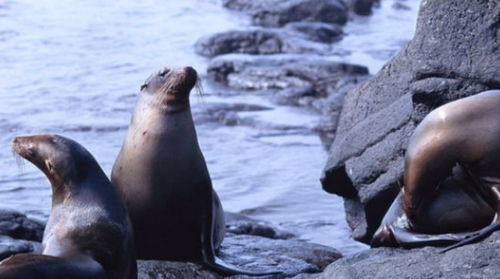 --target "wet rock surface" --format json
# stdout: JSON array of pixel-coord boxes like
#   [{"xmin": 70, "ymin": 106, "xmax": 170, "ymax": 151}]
[
  {"xmin": 284, "ymin": 22, "xmax": 343, "ymax": 44},
  {"xmin": 222, "ymin": 0, "xmax": 348, "ymax": 27},
  {"xmin": 0, "ymin": 209, "xmax": 44, "ymax": 261},
  {"xmin": 138, "ymin": 233, "xmax": 341, "ymax": 279},
  {"xmin": 137, "ymin": 212, "xmax": 342, "ymax": 278},
  {"xmin": 207, "ymin": 54, "xmax": 368, "ymax": 91},
  {"xmin": 0, "ymin": 210, "xmax": 341, "ymax": 278},
  {"xmin": 0, "ymin": 209, "xmax": 44, "ymax": 242},
  {"xmin": 192, "ymin": 102, "xmax": 272, "ymax": 127},
  {"xmin": 195, "ymin": 29, "xmax": 332, "ymax": 57},
  {"xmin": 196, "ymin": 0, "xmax": 375, "ymax": 149},
  {"xmin": 315, "ymin": 231, "xmax": 500, "ymax": 279},
  {"xmin": 0, "ymin": 235, "xmax": 42, "ymax": 261},
  {"xmin": 206, "ymin": 53, "xmax": 369, "ymax": 145},
  {"xmin": 321, "ymin": 0, "xmax": 500, "ymax": 243},
  {"xmin": 343, "ymin": 0, "xmax": 379, "ymax": 15}
]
